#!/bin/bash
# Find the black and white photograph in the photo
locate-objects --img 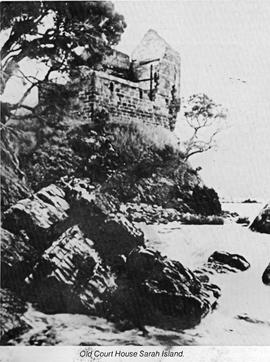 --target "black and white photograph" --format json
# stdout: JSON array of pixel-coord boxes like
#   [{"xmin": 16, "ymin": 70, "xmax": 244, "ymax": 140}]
[{"xmin": 0, "ymin": 0, "xmax": 269, "ymax": 360}]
